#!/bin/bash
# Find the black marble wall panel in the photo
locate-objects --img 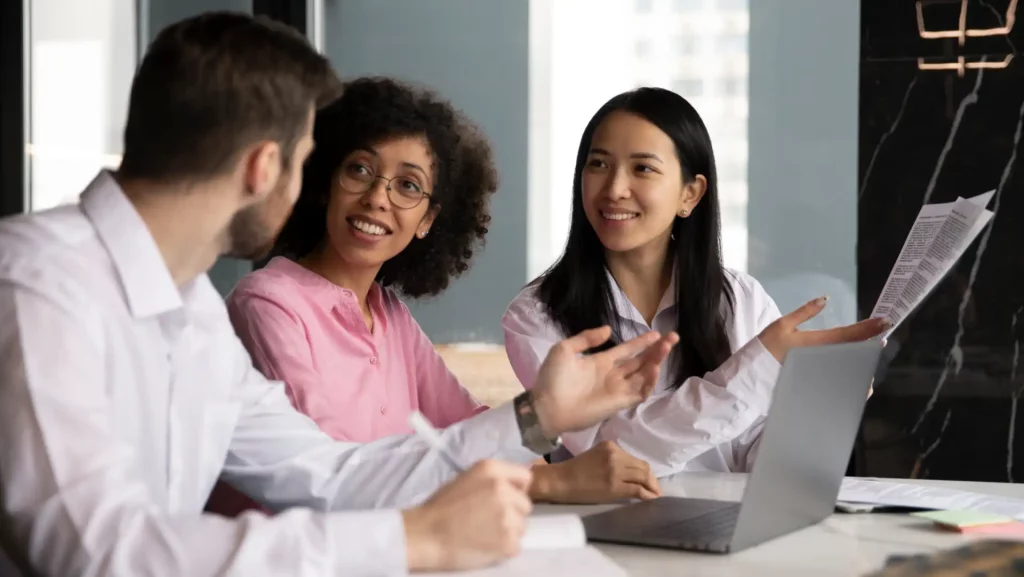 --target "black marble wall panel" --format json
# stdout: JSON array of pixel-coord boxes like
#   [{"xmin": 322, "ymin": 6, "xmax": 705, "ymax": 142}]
[{"xmin": 859, "ymin": 0, "xmax": 1024, "ymax": 481}]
